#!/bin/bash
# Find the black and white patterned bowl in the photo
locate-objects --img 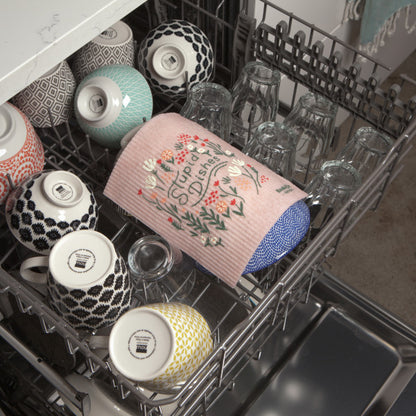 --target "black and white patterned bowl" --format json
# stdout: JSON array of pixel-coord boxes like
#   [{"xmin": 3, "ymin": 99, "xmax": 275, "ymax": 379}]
[
  {"xmin": 71, "ymin": 20, "xmax": 135, "ymax": 84},
  {"xmin": 11, "ymin": 60, "xmax": 76, "ymax": 128},
  {"xmin": 137, "ymin": 20, "xmax": 214, "ymax": 97},
  {"xmin": 46, "ymin": 230, "xmax": 133, "ymax": 332},
  {"xmin": 5, "ymin": 170, "xmax": 98, "ymax": 254}
]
